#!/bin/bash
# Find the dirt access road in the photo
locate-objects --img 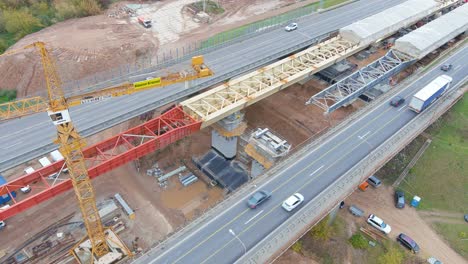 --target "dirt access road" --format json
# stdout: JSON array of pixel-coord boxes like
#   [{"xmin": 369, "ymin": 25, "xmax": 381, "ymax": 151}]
[{"xmin": 347, "ymin": 186, "xmax": 467, "ymax": 264}]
